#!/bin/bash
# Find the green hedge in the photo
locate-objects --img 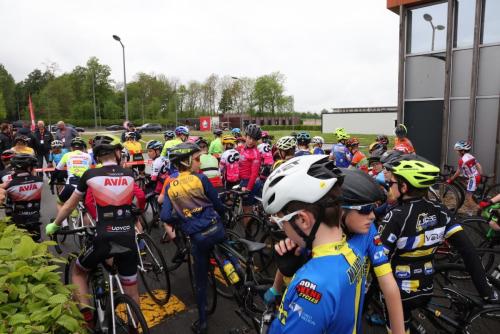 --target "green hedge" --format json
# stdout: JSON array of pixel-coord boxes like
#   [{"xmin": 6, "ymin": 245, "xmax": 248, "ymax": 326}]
[
  {"xmin": 64, "ymin": 118, "xmax": 174, "ymax": 128},
  {"xmin": 260, "ymin": 125, "xmax": 321, "ymax": 131},
  {"xmin": 0, "ymin": 220, "xmax": 84, "ymax": 333}
]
